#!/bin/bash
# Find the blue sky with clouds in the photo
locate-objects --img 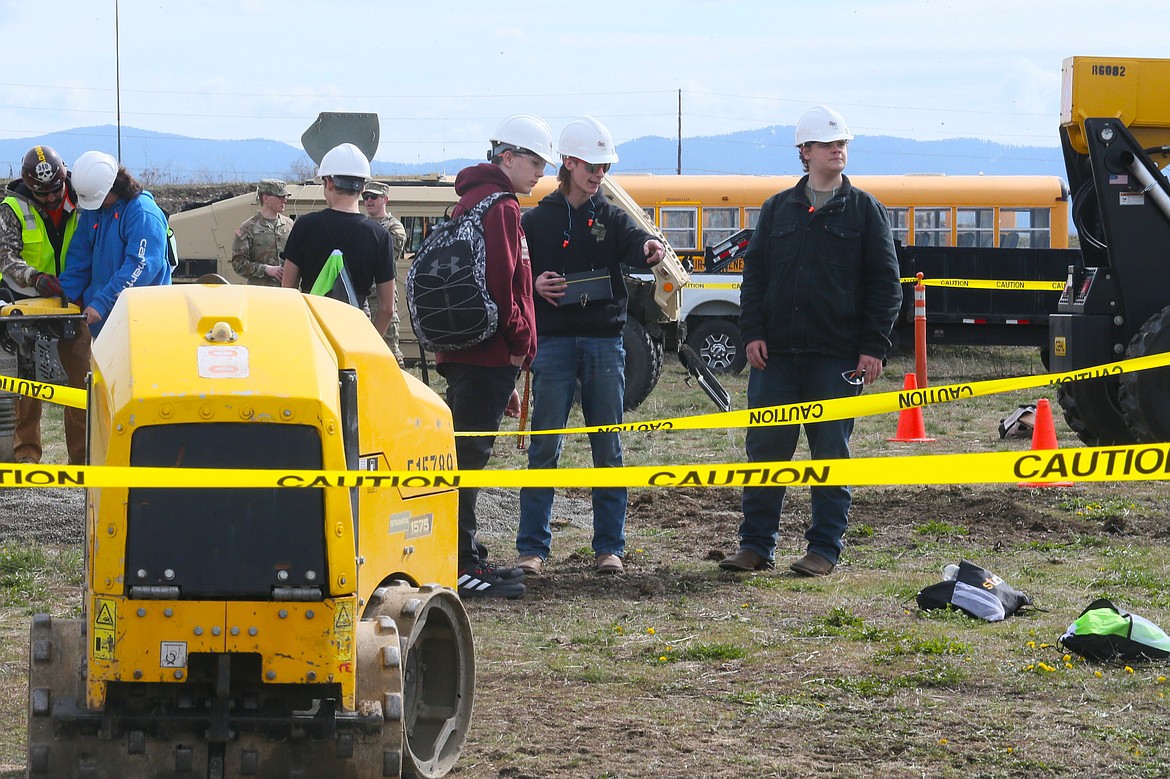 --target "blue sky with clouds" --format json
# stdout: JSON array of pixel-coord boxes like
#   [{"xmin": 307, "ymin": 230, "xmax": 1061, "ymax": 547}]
[{"xmin": 0, "ymin": 0, "xmax": 1163, "ymax": 162}]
